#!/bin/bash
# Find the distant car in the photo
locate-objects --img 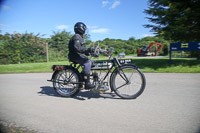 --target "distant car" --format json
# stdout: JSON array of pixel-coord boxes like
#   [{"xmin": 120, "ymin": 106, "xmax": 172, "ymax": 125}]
[{"xmin": 118, "ymin": 52, "xmax": 125, "ymax": 58}]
